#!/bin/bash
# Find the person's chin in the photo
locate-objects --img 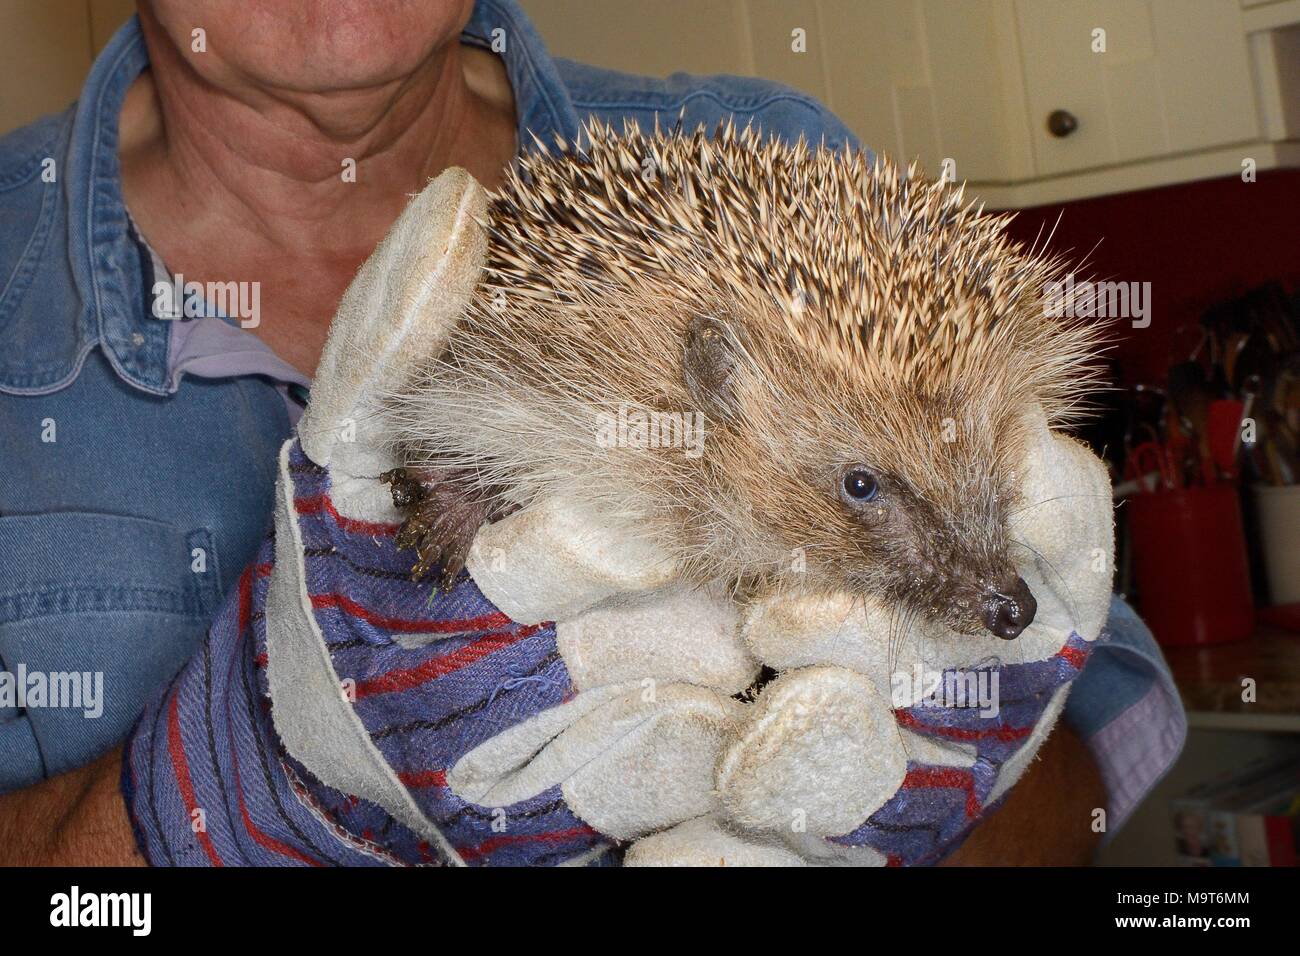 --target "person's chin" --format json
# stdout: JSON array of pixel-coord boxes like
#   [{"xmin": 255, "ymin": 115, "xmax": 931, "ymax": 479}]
[{"xmin": 147, "ymin": 0, "xmax": 473, "ymax": 93}]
